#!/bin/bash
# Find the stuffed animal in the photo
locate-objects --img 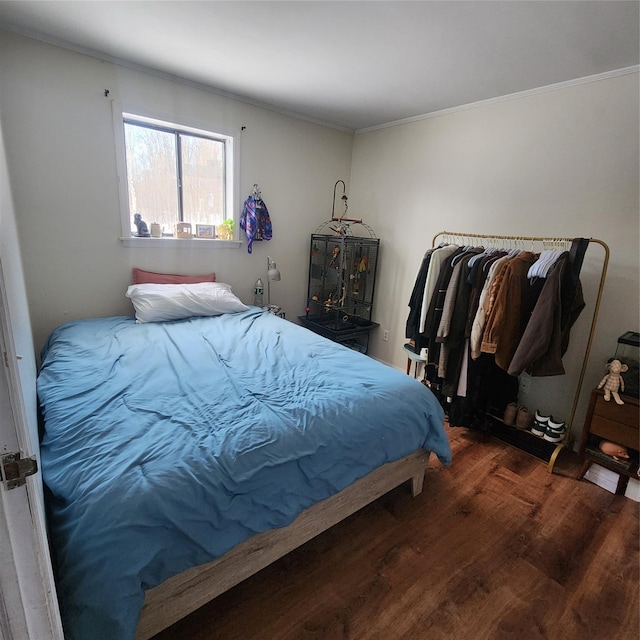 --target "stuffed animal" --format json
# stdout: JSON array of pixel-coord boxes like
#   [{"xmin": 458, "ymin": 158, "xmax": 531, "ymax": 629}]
[
  {"xmin": 599, "ymin": 440, "xmax": 630, "ymax": 461},
  {"xmin": 597, "ymin": 358, "xmax": 628, "ymax": 404}
]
